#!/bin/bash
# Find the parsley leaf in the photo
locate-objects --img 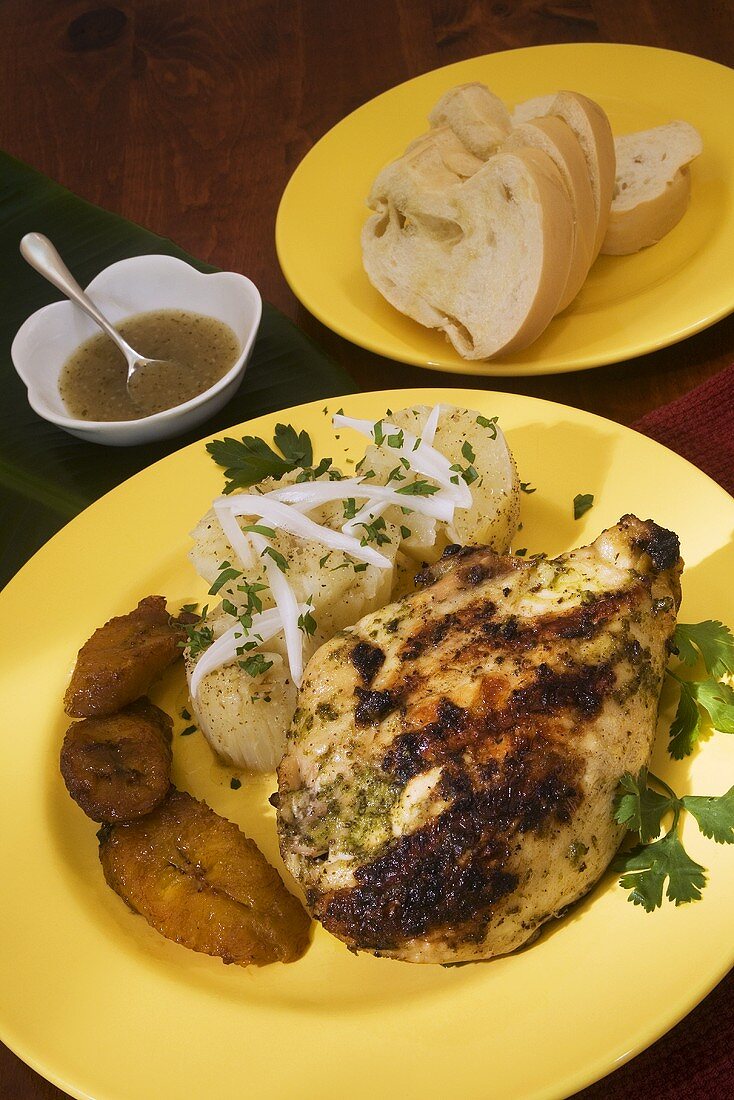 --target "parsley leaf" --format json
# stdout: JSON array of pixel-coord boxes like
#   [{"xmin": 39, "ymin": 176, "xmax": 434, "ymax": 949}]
[
  {"xmin": 206, "ymin": 425, "xmax": 315, "ymax": 492},
  {"xmin": 461, "ymin": 441, "xmax": 476, "ymax": 464},
  {"xmin": 682, "ymin": 787, "xmax": 734, "ymax": 844},
  {"xmin": 617, "ymin": 832, "xmax": 706, "ymax": 910},
  {"xmin": 613, "ymin": 768, "xmax": 675, "ymax": 843},
  {"xmin": 573, "ymin": 493, "xmax": 594, "ymax": 519},
  {"xmin": 674, "ymin": 621, "xmax": 734, "ymax": 679},
  {"xmin": 668, "ymin": 681, "xmax": 701, "ymax": 758},
  {"xmin": 612, "ymin": 769, "xmax": 734, "ymax": 911},
  {"xmin": 693, "ymin": 677, "xmax": 734, "ymax": 733},
  {"xmin": 520, "ymin": 482, "xmax": 536, "ymax": 495},
  {"xmin": 273, "ymin": 423, "xmax": 313, "ymax": 467}
]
